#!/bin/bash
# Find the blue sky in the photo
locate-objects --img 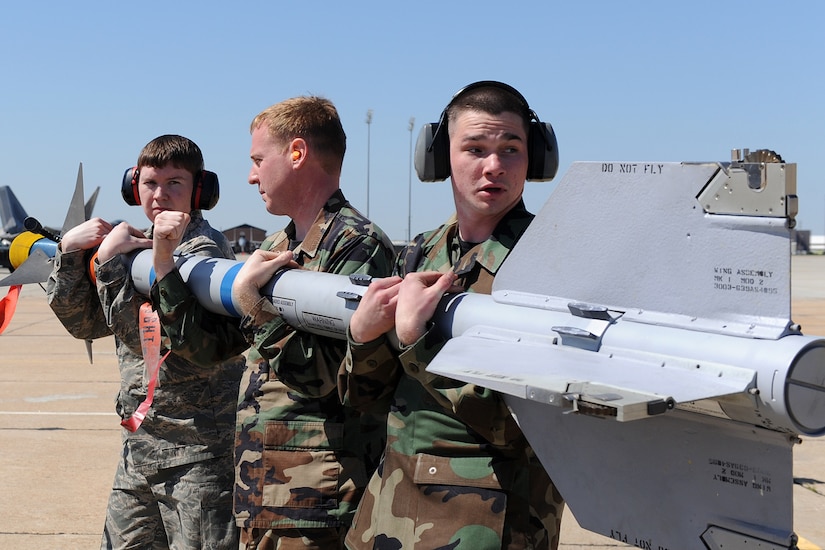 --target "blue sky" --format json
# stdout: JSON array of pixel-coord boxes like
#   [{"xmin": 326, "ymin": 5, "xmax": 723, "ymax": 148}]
[{"xmin": 1, "ymin": 1, "xmax": 823, "ymax": 242}]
